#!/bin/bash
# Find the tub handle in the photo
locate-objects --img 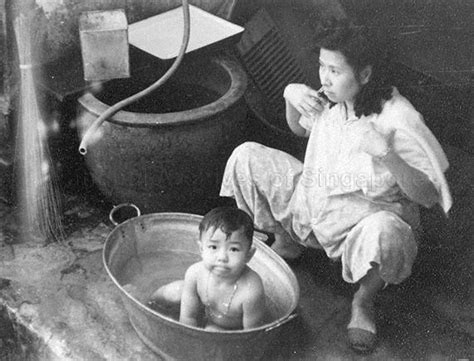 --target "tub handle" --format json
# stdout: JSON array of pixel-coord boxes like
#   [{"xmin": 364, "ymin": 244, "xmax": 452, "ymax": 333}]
[
  {"xmin": 109, "ymin": 203, "xmax": 141, "ymax": 226},
  {"xmin": 253, "ymin": 231, "xmax": 268, "ymax": 243},
  {"xmin": 264, "ymin": 313, "xmax": 298, "ymax": 332}
]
